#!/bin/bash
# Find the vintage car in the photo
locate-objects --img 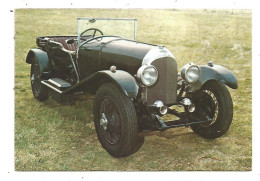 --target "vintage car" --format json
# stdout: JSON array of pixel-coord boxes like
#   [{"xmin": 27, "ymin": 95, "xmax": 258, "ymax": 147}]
[{"xmin": 26, "ymin": 18, "xmax": 238, "ymax": 157}]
